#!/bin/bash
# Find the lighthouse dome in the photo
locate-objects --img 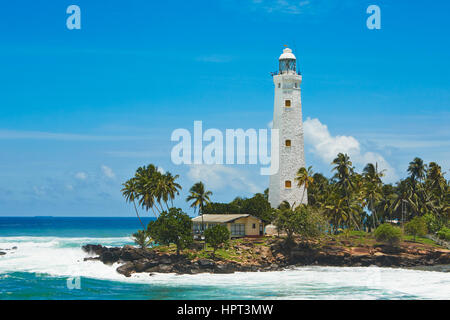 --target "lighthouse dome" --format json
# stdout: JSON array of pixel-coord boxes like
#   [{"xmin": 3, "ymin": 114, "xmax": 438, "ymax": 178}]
[
  {"xmin": 278, "ymin": 48, "xmax": 297, "ymax": 74},
  {"xmin": 279, "ymin": 48, "xmax": 296, "ymax": 60}
]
